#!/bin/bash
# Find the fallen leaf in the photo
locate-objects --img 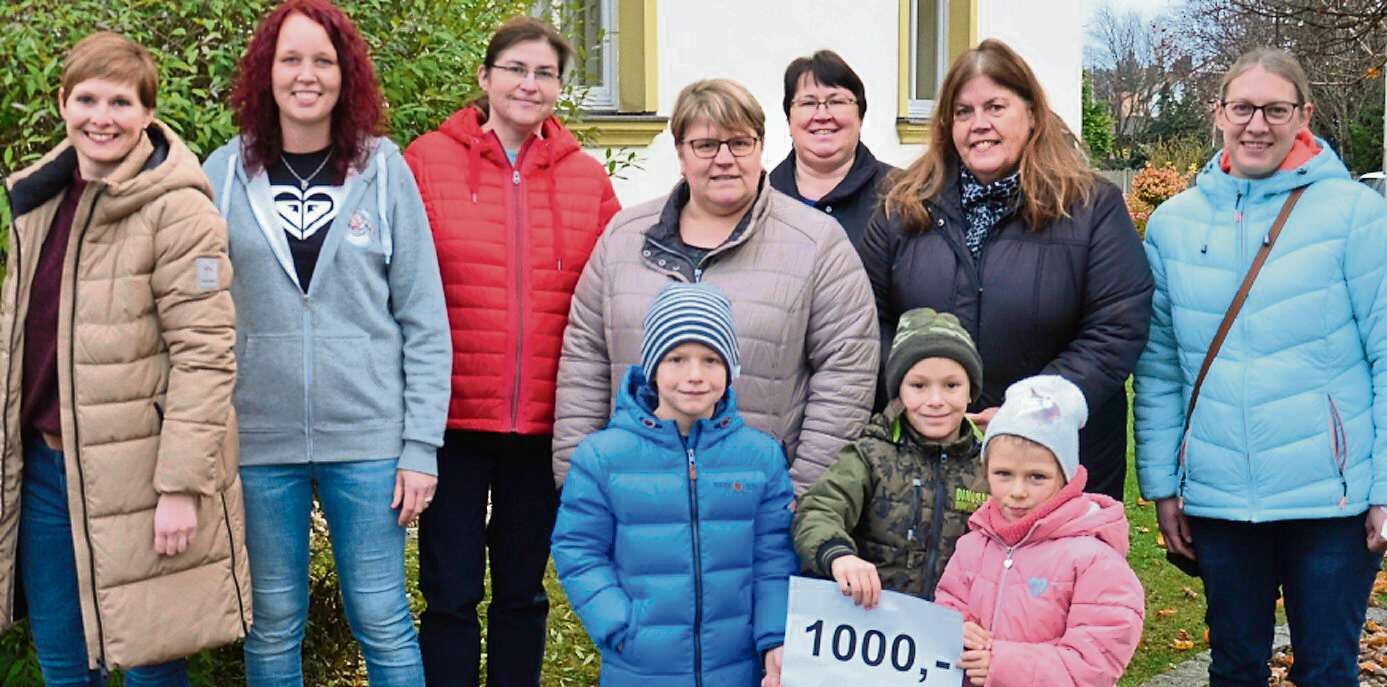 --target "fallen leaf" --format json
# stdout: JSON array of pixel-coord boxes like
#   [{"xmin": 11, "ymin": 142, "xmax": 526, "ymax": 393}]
[
  {"xmin": 1137, "ymin": 526, "xmax": 1151, "ymax": 534},
  {"xmin": 1156, "ymin": 607, "xmax": 1176, "ymax": 618},
  {"xmin": 1182, "ymin": 586, "xmax": 1199, "ymax": 600},
  {"xmin": 1156, "ymin": 532, "xmax": 1167, "ymax": 549},
  {"xmin": 1172, "ymin": 629, "xmax": 1194, "ymax": 651}
]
